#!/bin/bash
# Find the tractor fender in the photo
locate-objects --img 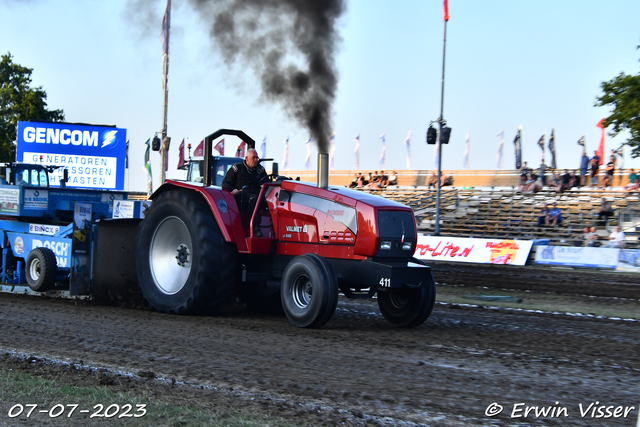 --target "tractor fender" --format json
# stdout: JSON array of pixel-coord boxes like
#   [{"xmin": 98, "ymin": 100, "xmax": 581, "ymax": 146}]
[{"xmin": 151, "ymin": 181, "xmax": 247, "ymax": 251}]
